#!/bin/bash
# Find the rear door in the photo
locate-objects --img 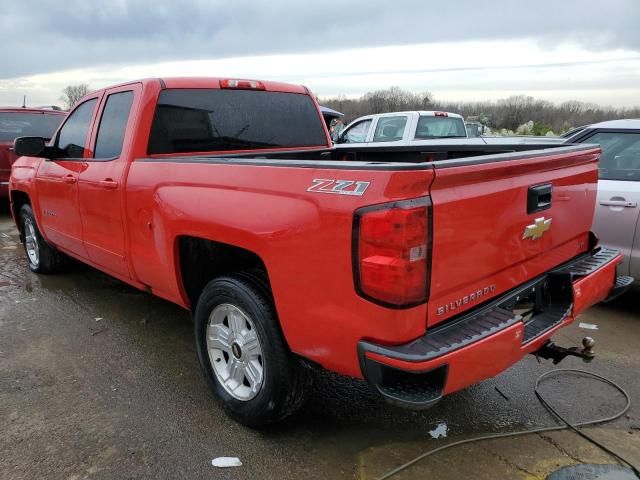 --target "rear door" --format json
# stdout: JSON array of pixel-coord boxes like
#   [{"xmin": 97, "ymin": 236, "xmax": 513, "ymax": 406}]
[
  {"xmin": 35, "ymin": 97, "xmax": 100, "ymax": 257},
  {"xmin": 369, "ymin": 114, "xmax": 411, "ymax": 147},
  {"xmin": 78, "ymin": 84, "xmax": 138, "ymax": 279},
  {"xmin": 575, "ymin": 130, "xmax": 640, "ymax": 276}
]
